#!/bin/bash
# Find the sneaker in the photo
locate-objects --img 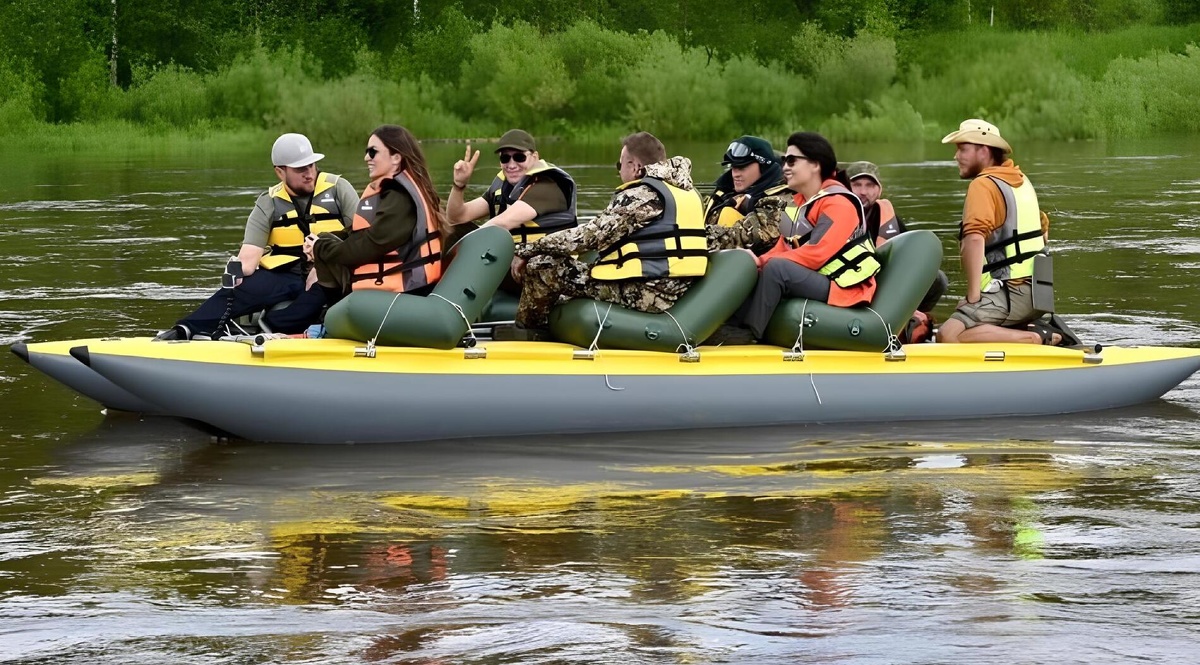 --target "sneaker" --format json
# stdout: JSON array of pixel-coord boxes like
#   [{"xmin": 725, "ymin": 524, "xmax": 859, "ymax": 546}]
[{"xmin": 153, "ymin": 324, "xmax": 191, "ymax": 341}]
